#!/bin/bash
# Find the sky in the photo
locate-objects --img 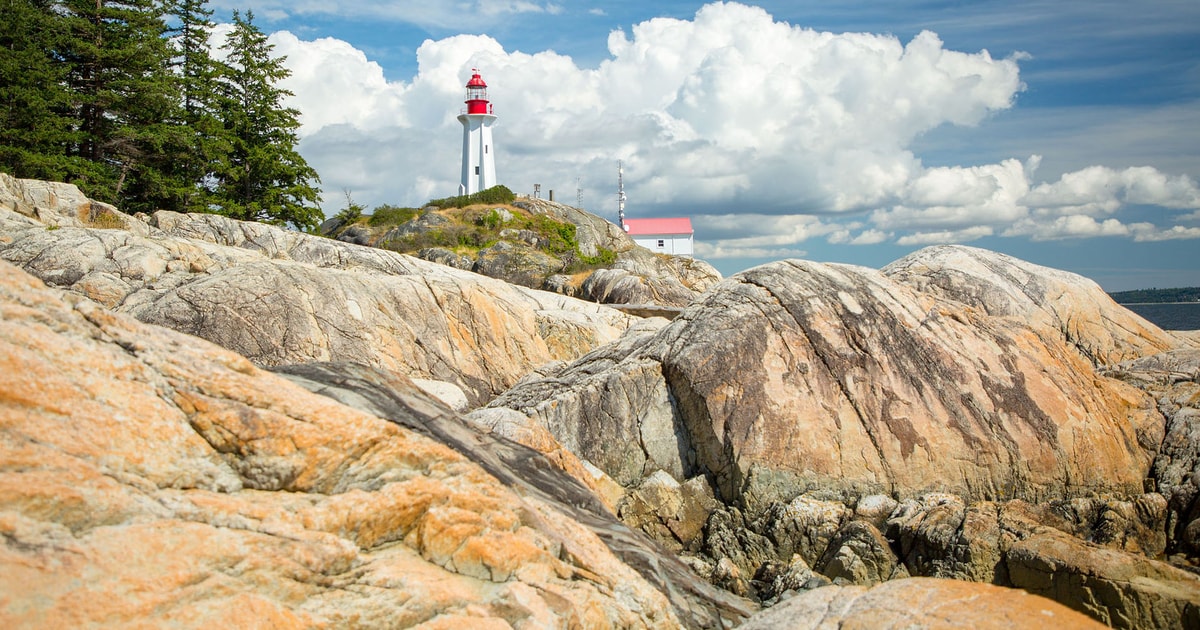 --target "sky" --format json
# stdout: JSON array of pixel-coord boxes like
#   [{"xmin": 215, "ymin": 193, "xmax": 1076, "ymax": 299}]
[{"xmin": 204, "ymin": 1, "xmax": 1200, "ymax": 291}]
